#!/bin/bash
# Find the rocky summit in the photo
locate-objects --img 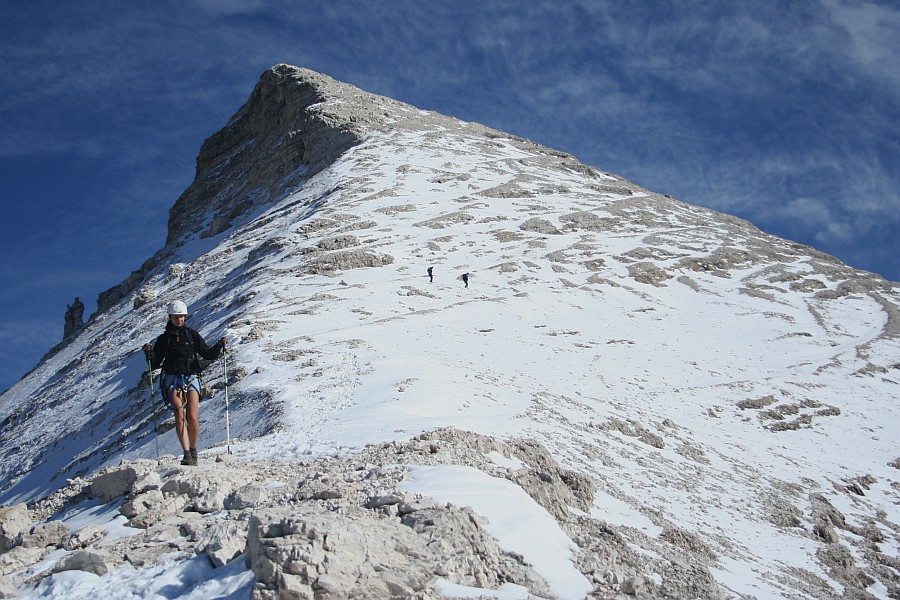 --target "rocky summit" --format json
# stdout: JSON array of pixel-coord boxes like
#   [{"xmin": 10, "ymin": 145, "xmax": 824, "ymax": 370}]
[{"xmin": 0, "ymin": 65, "xmax": 898, "ymax": 599}]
